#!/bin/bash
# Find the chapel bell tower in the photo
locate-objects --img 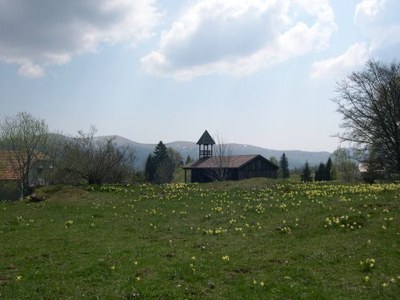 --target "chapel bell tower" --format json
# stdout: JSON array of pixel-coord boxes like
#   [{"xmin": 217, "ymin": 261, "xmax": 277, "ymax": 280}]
[{"xmin": 197, "ymin": 130, "xmax": 215, "ymax": 159}]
